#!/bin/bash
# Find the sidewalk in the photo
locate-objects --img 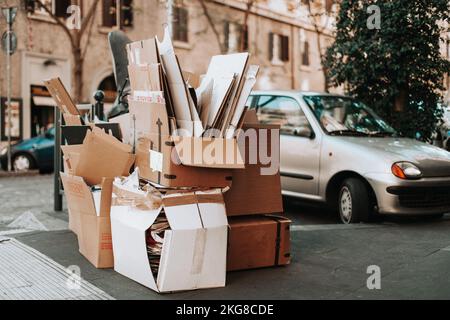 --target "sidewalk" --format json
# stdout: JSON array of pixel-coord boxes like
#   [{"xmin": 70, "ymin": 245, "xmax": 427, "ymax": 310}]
[{"xmin": 2, "ymin": 175, "xmax": 450, "ymax": 299}]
